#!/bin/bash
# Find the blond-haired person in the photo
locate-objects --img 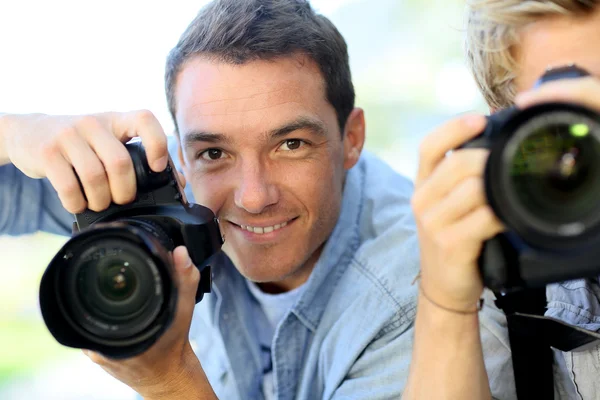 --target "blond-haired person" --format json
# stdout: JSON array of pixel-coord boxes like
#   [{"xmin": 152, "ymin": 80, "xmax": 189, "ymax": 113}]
[{"xmin": 405, "ymin": 1, "xmax": 600, "ymax": 399}]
